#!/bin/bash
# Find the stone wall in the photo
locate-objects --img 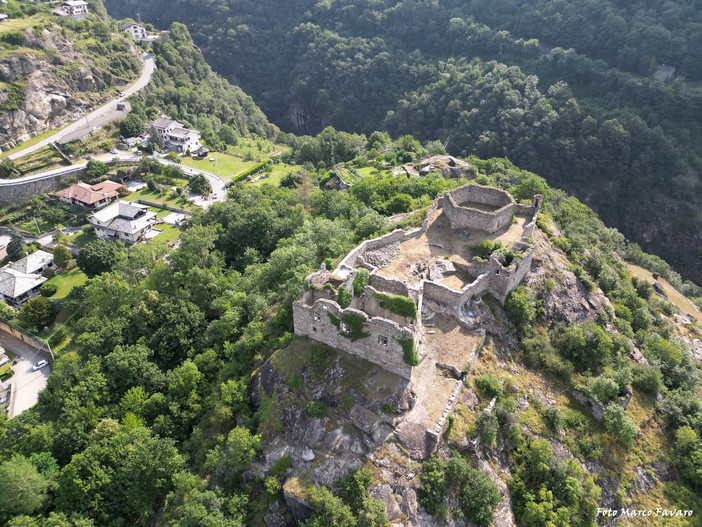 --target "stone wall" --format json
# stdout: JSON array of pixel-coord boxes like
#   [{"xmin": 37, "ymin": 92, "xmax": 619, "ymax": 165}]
[
  {"xmin": 443, "ymin": 184, "xmax": 515, "ymax": 233},
  {"xmin": 293, "ymin": 299, "xmax": 416, "ymax": 379},
  {"xmin": 0, "ymin": 166, "xmax": 86, "ymax": 203},
  {"xmin": 369, "ymin": 273, "xmax": 418, "ymax": 302},
  {"xmin": 422, "ymin": 271, "xmax": 493, "ymax": 306},
  {"xmin": 487, "ymin": 248, "xmax": 536, "ymax": 302}
]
